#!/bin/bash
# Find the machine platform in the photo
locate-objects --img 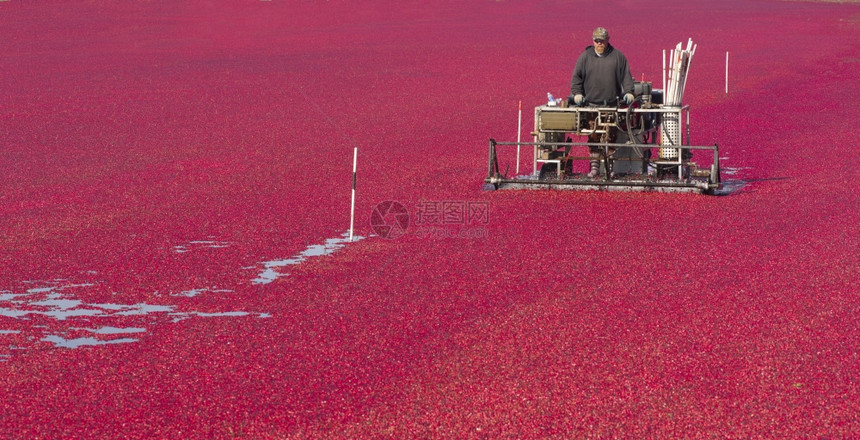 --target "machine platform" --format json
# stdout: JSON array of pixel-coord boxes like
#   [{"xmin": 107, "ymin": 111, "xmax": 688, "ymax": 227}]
[{"xmin": 484, "ymin": 99, "xmax": 721, "ymax": 195}]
